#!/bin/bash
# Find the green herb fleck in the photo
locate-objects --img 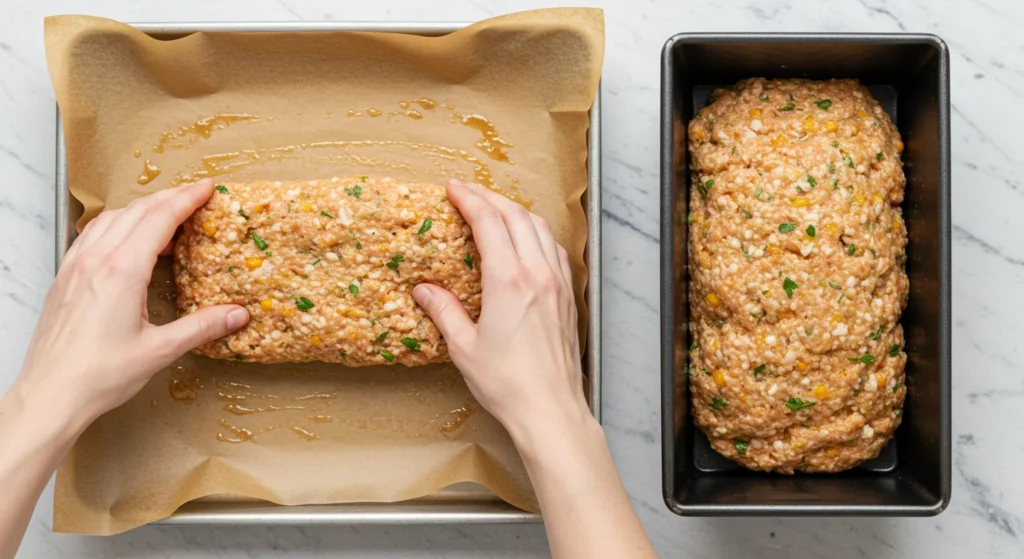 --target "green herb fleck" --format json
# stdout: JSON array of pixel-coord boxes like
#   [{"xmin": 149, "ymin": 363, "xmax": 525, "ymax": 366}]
[
  {"xmin": 393, "ymin": 254, "xmax": 405, "ymax": 262},
  {"xmin": 753, "ymin": 364, "xmax": 767, "ymax": 379},
  {"xmin": 234, "ymin": 354, "xmax": 244, "ymax": 361},
  {"xmin": 401, "ymin": 337, "xmax": 421, "ymax": 352},
  {"xmin": 893, "ymin": 382, "xmax": 902, "ymax": 393},
  {"xmin": 838, "ymin": 293, "xmax": 846, "ymax": 303},
  {"xmin": 828, "ymin": 163, "xmax": 836, "ymax": 174},
  {"xmin": 754, "ymin": 187, "xmax": 763, "ymax": 200},
  {"xmin": 345, "ymin": 185, "xmax": 363, "ymax": 199},
  {"xmin": 832, "ymin": 179, "xmax": 840, "ymax": 190},
  {"xmin": 869, "ymin": 248, "xmax": 878, "ymax": 259},
  {"xmin": 889, "ymin": 344, "xmax": 901, "ymax": 358},
  {"xmin": 807, "ymin": 175, "xmax": 817, "ymax": 188},
  {"xmin": 295, "ymin": 297, "xmax": 314, "ymax": 312},
  {"xmin": 215, "ymin": 184, "xmax": 229, "ymax": 194},
  {"xmin": 783, "ymin": 277, "xmax": 799, "ymax": 298},
  {"xmin": 741, "ymin": 209, "xmax": 752, "ymax": 219},
  {"xmin": 222, "ymin": 340, "xmax": 230, "ymax": 350},
  {"xmin": 806, "ymin": 225, "xmax": 816, "ymax": 238},
  {"xmin": 689, "ymin": 342, "xmax": 699, "ymax": 351},
  {"xmin": 847, "ymin": 244, "xmax": 857, "ymax": 256},
  {"xmin": 876, "ymin": 151, "xmax": 884, "ymax": 162},
  {"xmin": 894, "ymin": 408, "xmax": 903, "ymax": 417},
  {"xmin": 417, "ymin": 219, "xmax": 433, "ymax": 238},
  {"xmin": 238, "ymin": 208, "xmax": 249, "ymax": 220},
  {"xmin": 375, "ymin": 330, "xmax": 389, "ymax": 344},
  {"xmin": 349, "ymin": 283, "xmax": 359, "ymax": 296},
  {"xmin": 686, "ymin": 214, "xmax": 694, "ymax": 223},
  {"xmin": 843, "ymin": 154, "xmax": 855, "ymax": 168},
  {"xmin": 368, "ymin": 317, "xmax": 377, "ymax": 325},
  {"xmin": 786, "ymin": 398, "xmax": 816, "ymax": 411},
  {"xmin": 705, "ymin": 179, "xmax": 715, "ymax": 190},
  {"xmin": 732, "ymin": 146, "xmax": 738, "ymax": 155},
  {"xmin": 848, "ymin": 354, "xmax": 875, "ymax": 364},
  {"xmin": 759, "ymin": 92, "xmax": 768, "ymax": 101},
  {"xmin": 228, "ymin": 267, "xmax": 236, "ymax": 274},
  {"xmin": 829, "ymin": 282, "xmax": 842, "ymax": 290},
  {"xmin": 386, "ymin": 261, "xmax": 399, "ymax": 271},
  {"xmin": 870, "ymin": 324, "xmax": 884, "ymax": 340},
  {"xmin": 707, "ymin": 397, "xmax": 728, "ymax": 412},
  {"xmin": 251, "ymin": 231, "xmax": 268, "ymax": 250},
  {"xmin": 464, "ymin": 254, "xmax": 474, "ymax": 269},
  {"xmin": 780, "ymin": 103, "xmax": 795, "ymax": 111},
  {"xmin": 356, "ymin": 241, "xmax": 363, "ymax": 250},
  {"xmin": 380, "ymin": 350, "xmax": 394, "ymax": 362},
  {"xmin": 734, "ymin": 439, "xmax": 750, "ymax": 454},
  {"xmin": 360, "ymin": 175, "xmax": 368, "ymax": 182},
  {"xmin": 265, "ymin": 251, "xmax": 272, "ymax": 257},
  {"xmin": 321, "ymin": 211, "xmax": 333, "ymax": 219},
  {"xmin": 779, "ymin": 222, "xmax": 797, "ymax": 234},
  {"xmin": 815, "ymin": 99, "xmax": 832, "ymax": 110},
  {"xmin": 831, "ymin": 141, "xmax": 840, "ymax": 148}
]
